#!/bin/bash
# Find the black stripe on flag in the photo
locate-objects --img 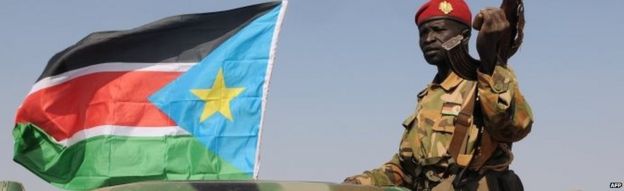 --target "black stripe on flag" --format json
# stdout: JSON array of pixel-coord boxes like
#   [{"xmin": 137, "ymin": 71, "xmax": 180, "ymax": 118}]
[{"xmin": 38, "ymin": 1, "xmax": 280, "ymax": 81}]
